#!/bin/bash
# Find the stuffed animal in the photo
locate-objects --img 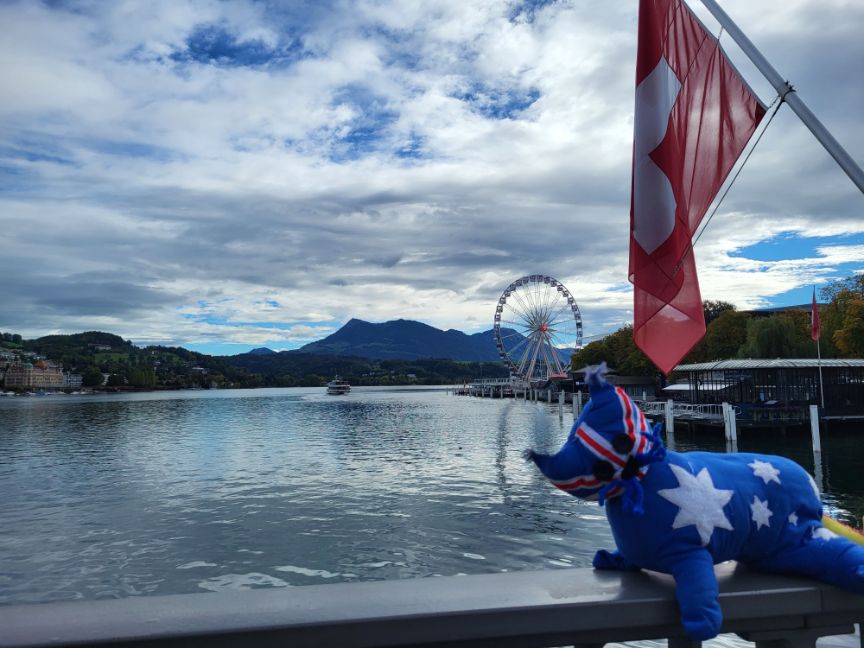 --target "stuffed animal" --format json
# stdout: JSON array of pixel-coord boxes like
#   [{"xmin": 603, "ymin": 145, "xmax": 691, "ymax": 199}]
[{"xmin": 525, "ymin": 363, "xmax": 864, "ymax": 640}]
